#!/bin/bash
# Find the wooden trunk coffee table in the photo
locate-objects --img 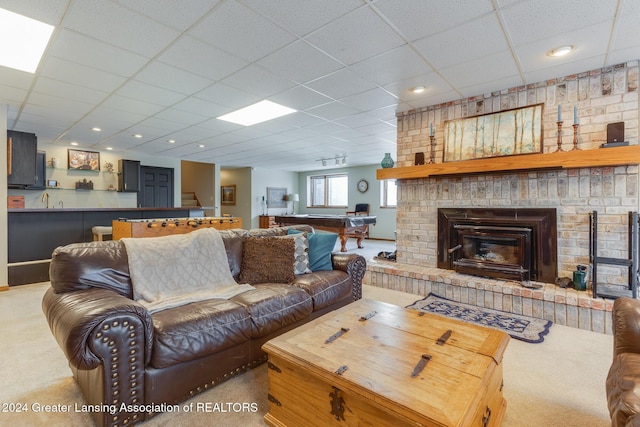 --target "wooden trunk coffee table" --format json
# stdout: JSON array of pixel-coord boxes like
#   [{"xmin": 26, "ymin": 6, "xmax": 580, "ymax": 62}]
[{"xmin": 262, "ymin": 299, "xmax": 510, "ymax": 427}]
